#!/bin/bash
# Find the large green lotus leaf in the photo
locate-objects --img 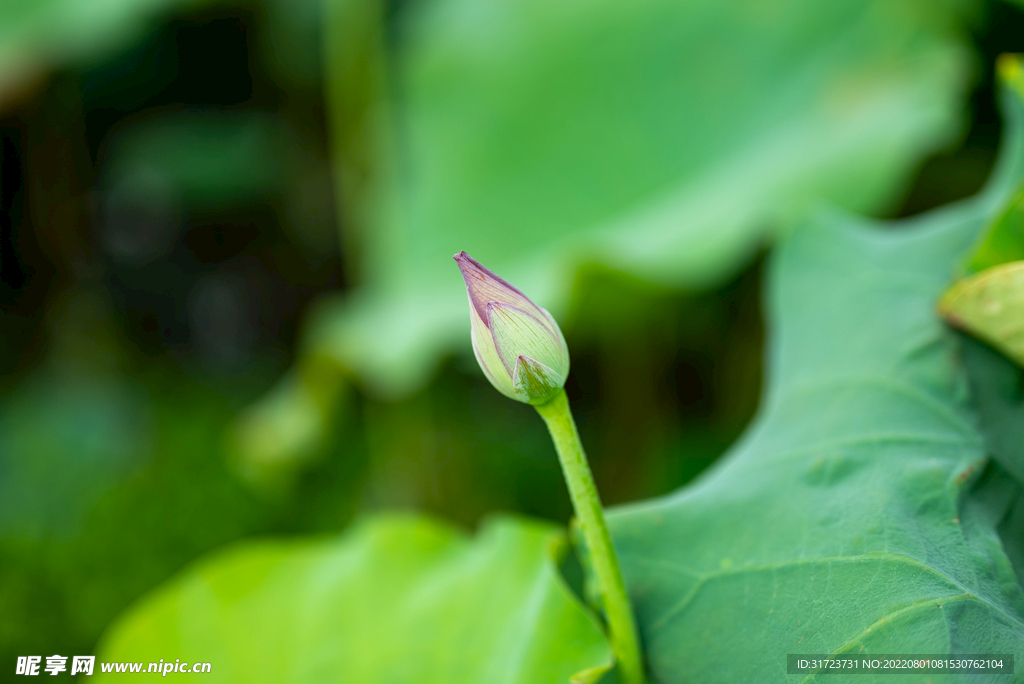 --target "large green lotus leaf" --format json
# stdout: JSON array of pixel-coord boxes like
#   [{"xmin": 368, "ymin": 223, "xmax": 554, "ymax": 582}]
[
  {"xmin": 313, "ymin": 0, "xmax": 977, "ymax": 400},
  {"xmin": 244, "ymin": 0, "xmax": 980, "ymax": 474},
  {"xmin": 602, "ymin": 67, "xmax": 1024, "ymax": 683},
  {"xmin": 94, "ymin": 515, "xmax": 612, "ymax": 683}
]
